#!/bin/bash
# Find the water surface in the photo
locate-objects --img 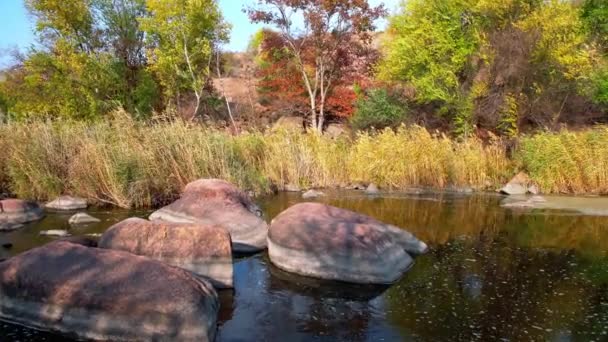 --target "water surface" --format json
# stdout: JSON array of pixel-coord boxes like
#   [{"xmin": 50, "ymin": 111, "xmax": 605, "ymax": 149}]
[{"xmin": 1, "ymin": 191, "xmax": 607, "ymax": 341}]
